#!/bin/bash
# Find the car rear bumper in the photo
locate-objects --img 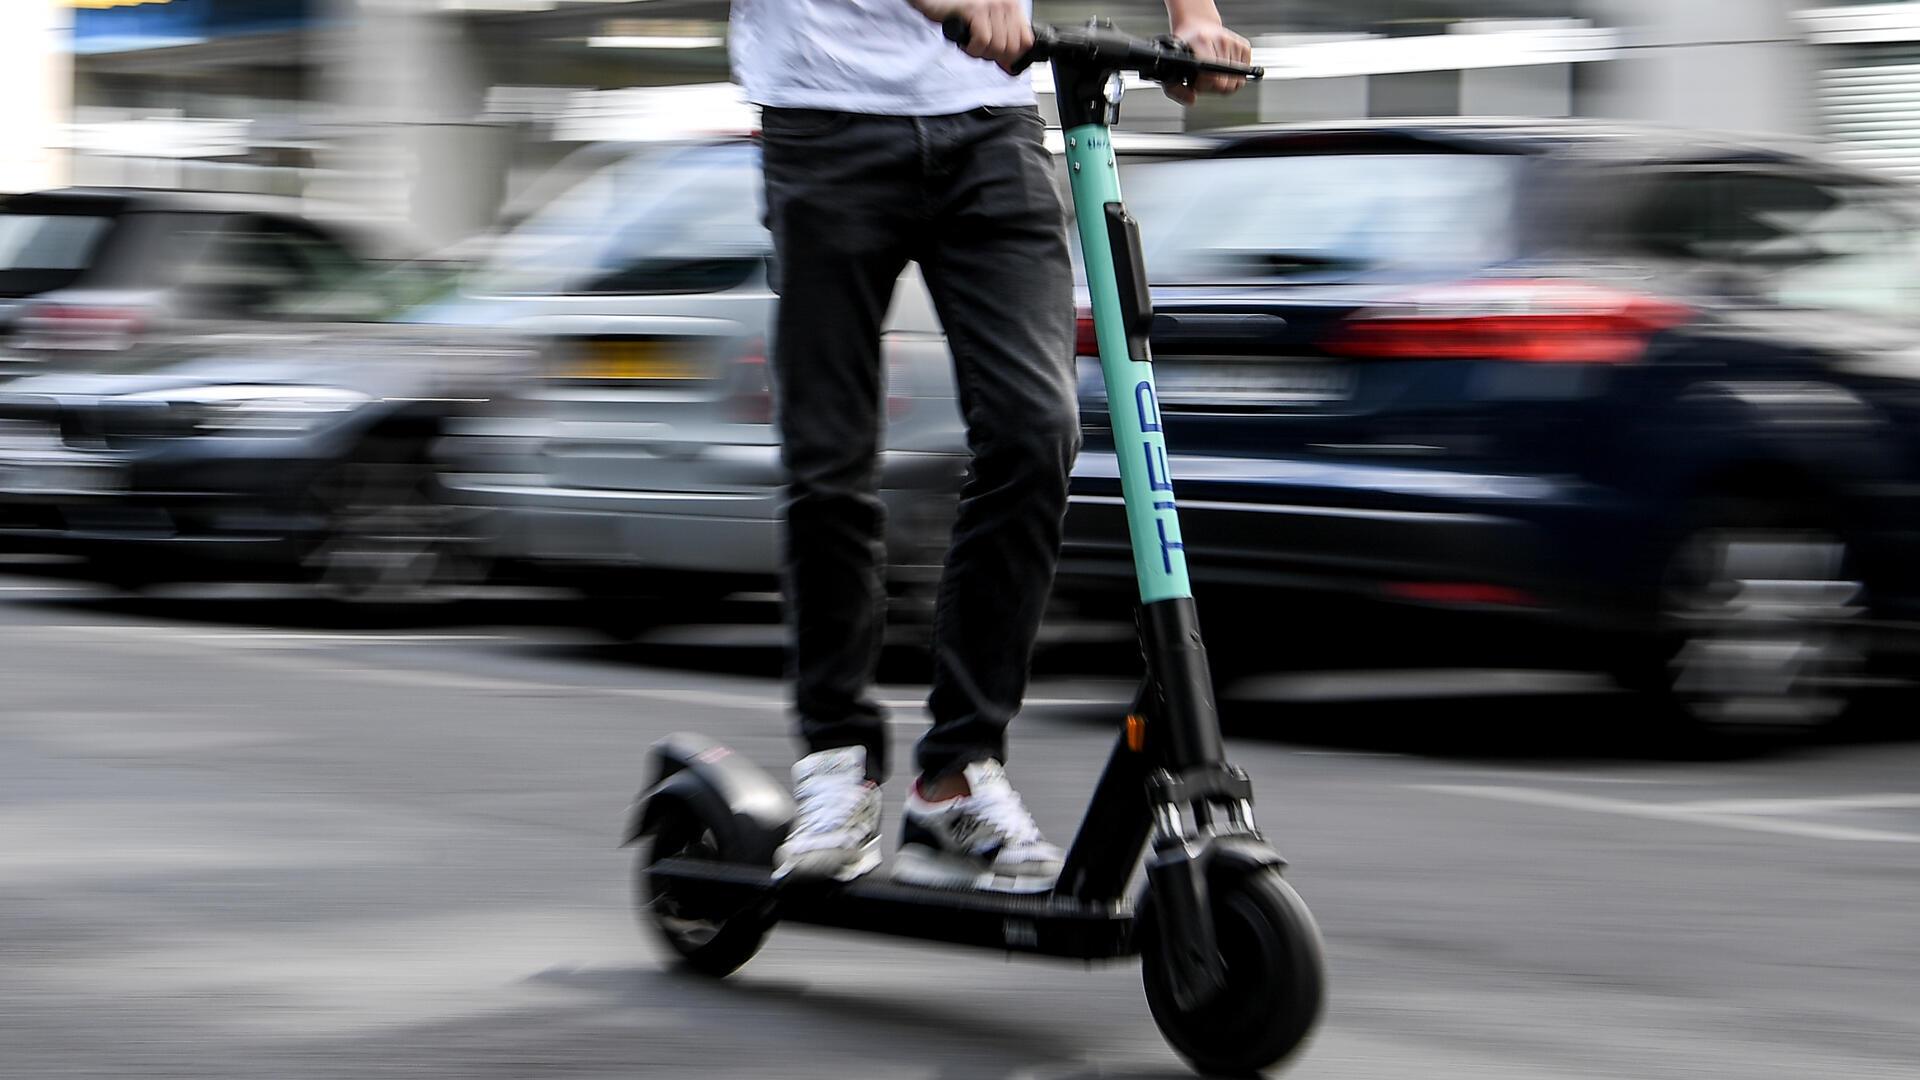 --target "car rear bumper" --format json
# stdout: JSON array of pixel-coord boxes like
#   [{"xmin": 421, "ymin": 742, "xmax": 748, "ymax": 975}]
[{"xmin": 446, "ymin": 450, "xmax": 963, "ymax": 580}]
